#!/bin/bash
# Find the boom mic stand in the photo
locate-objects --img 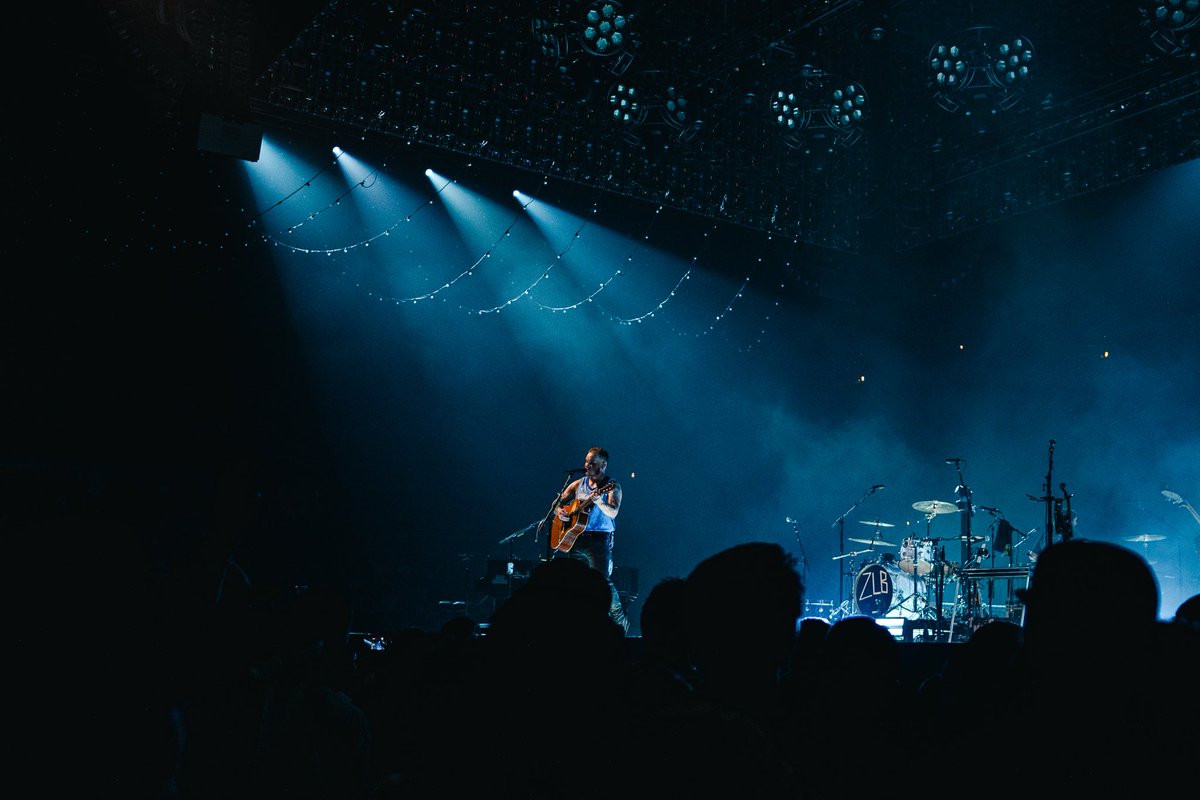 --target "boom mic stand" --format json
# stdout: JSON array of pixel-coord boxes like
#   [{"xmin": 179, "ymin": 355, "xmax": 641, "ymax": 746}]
[{"xmin": 949, "ymin": 458, "xmax": 981, "ymax": 629}]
